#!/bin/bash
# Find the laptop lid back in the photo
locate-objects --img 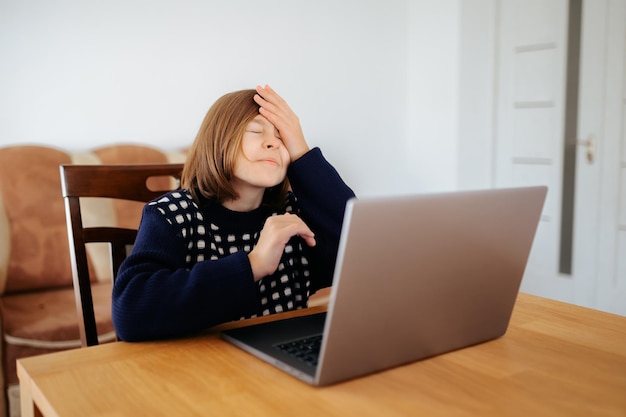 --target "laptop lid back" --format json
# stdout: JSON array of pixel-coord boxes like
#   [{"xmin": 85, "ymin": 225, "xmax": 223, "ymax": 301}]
[{"xmin": 315, "ymin": 186, "xmax": 547, "ymax": 385}]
